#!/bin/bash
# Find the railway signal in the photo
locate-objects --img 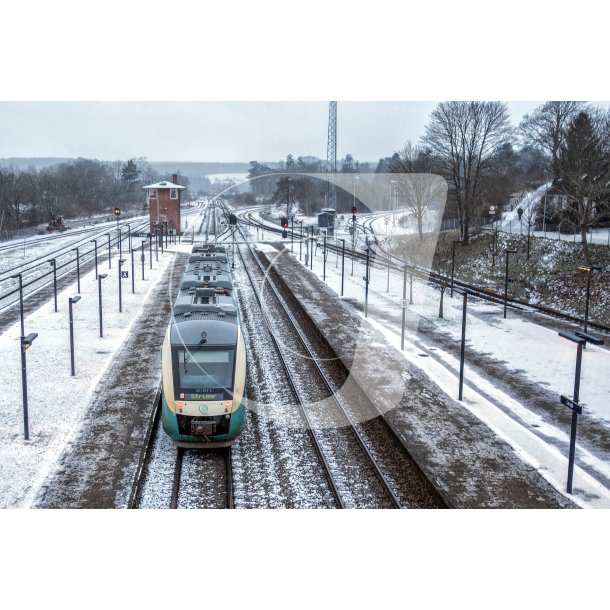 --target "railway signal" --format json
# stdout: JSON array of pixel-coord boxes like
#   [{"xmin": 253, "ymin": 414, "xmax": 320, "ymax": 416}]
[
  {"xmin": 281, "ymin": 217, "xmax": 288, "ymax": 239},
  {"xmin": 114, "ymin": 207, "xmax": 121, "ymax": 232}
]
